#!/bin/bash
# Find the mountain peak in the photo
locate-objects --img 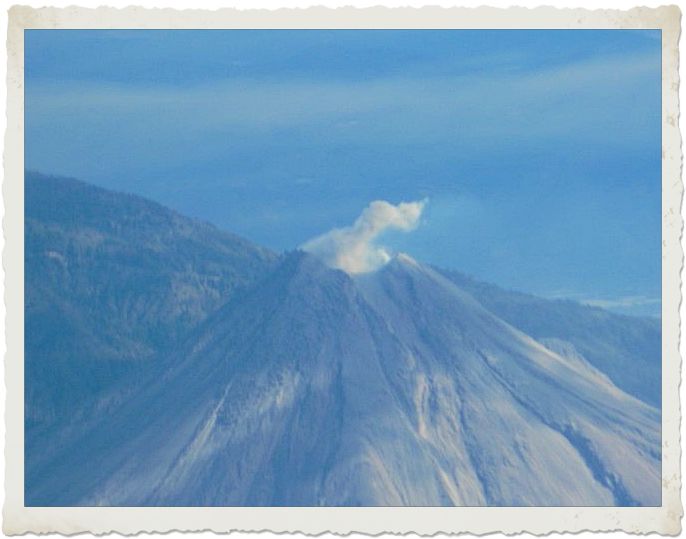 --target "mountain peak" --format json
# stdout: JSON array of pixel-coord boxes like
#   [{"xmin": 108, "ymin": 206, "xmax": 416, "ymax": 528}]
[{"xmin": 25, "ymin": 173, "xmax": 662, "ymax": 509}]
